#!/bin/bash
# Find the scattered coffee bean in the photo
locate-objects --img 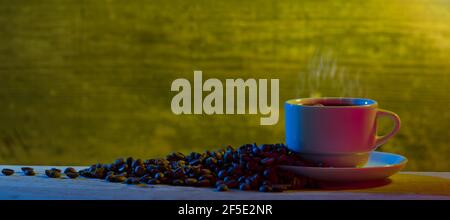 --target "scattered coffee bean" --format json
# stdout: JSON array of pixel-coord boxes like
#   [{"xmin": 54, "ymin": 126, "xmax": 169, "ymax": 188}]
[
  {"xmin": 1, "ymin": 168, "xmax": 14, "ymax": 176},
  {"xmin": 24, "ymin": 170, "xmax": 36, "ymax": 176},
  {"xmin": 66, "ymin": 172, "xmax": 79, "ymax": 179},
  {"xmin": 21, "ymin": 167, "xmax": 33, "ymax": 172},
  {"xmin": 45, "ymin": 169, "xmax": 61, "ymax": 178},
  {"xmin": 64, "ymin": 167, "xmax": 77, "ymax": 174},
  {"xmin": 22, "ymin": 167, "xmax": 35, "ymax": 176},
  {"xmin": 51, "ymin": 168, "xmax": 62, "ymax": 173}
]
